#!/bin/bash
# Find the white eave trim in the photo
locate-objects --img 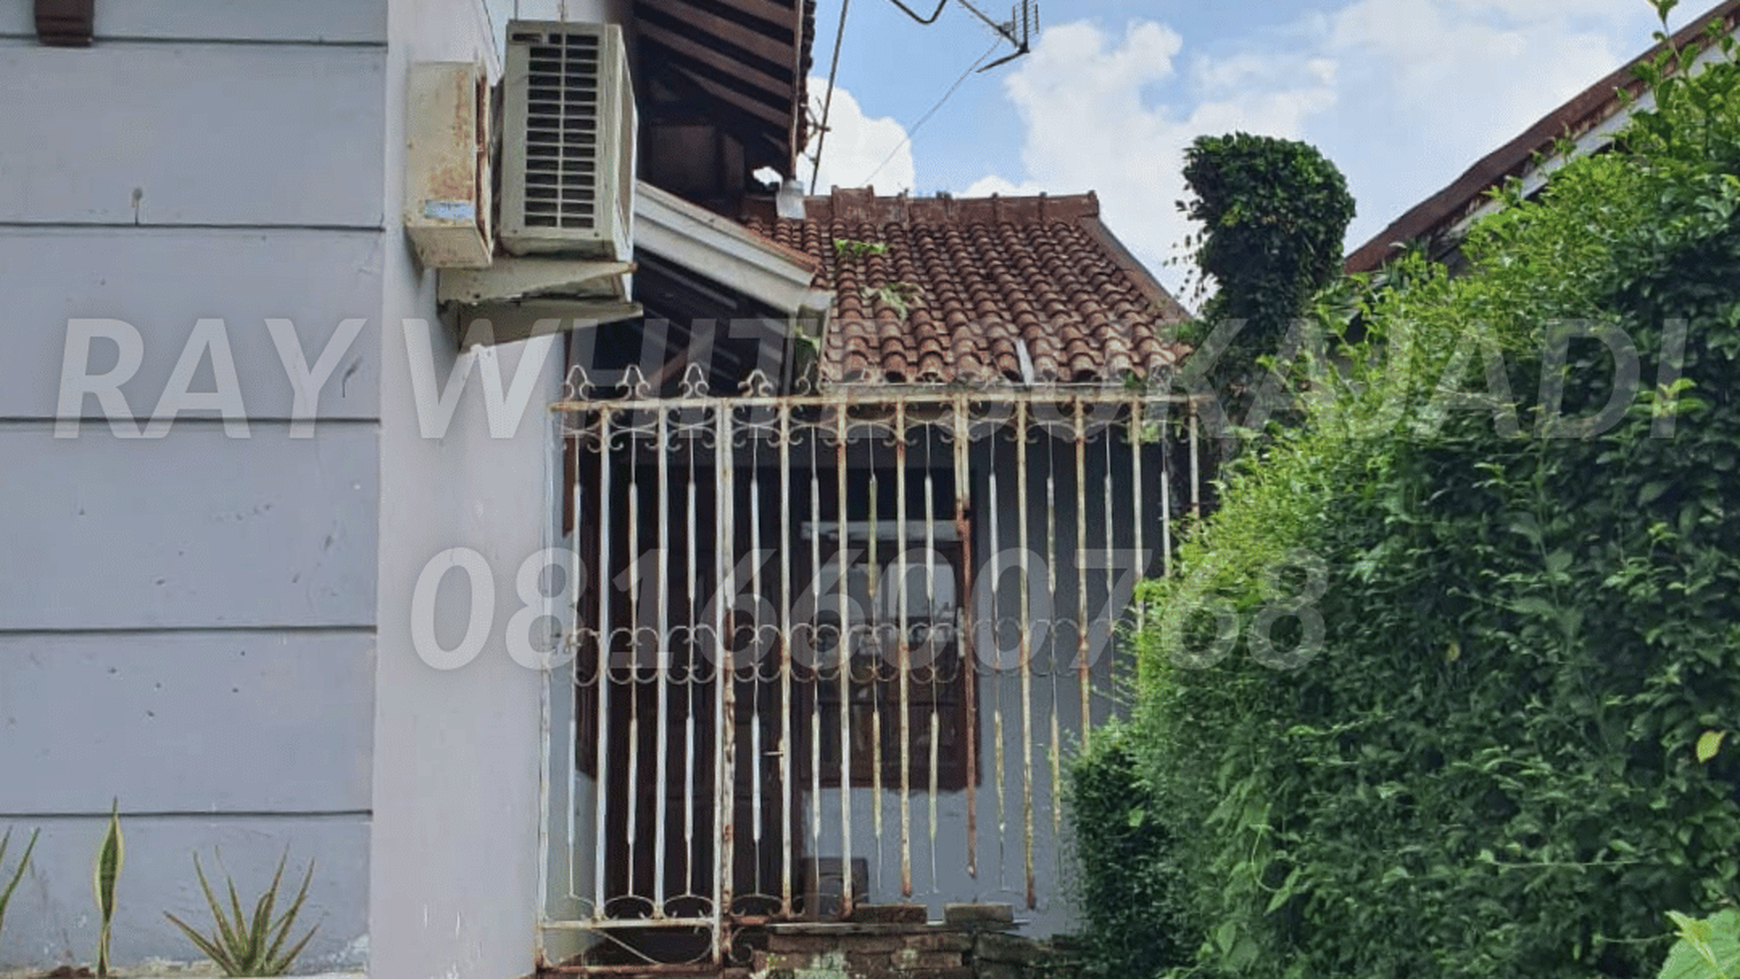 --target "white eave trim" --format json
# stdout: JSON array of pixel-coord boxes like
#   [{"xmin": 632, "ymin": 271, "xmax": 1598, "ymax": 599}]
[
  {"xmin": 1453, "ymin": 30, "xmax": 1732, "ymax": 237},
  {"xmin": 633, "ymin": 180, "xmax": 832, "ymax": 317}
]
